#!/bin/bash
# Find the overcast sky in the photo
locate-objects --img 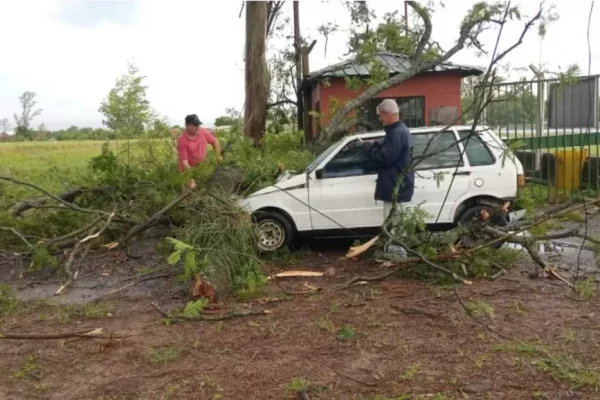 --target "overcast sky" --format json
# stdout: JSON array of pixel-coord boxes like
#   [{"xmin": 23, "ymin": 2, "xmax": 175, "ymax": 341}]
[{"xmin": 0, "ymin": 0, "xmax": 598, "ymax": 130}]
